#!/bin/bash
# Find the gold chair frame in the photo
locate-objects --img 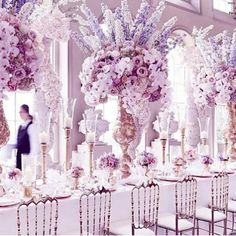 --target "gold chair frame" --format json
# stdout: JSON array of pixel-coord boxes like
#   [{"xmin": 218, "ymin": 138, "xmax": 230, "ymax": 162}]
[
  {"xmin": 17, "ymin": 196, "xmax": 58, "ymax": 236},
  {"xmin": 131, "ymin": 181, "xmax": 160, "ymax": 235},
  {"xmin": 196, "ymin": 172, "xmax": 229, "ymax": 235},
  {"xmin": 79, "ymin": 187, "xmax": 112, "ymax": 236},
  {"xmin": 158, "ymin": 176, "xmax": 197, "ymax": 235}
]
